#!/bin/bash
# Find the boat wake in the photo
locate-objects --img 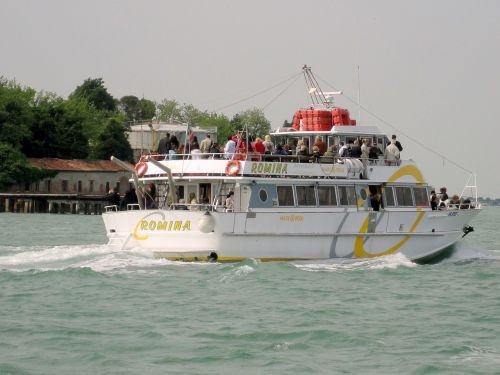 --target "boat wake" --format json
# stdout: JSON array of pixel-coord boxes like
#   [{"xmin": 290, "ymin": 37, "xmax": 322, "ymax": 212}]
[
  {"xmin": 0, "ymin": 244, "xmax": 182, "ymax": 273},
  {"xmin": 291, "ymin": 253, "xmax": 416, "ymax": 272},
  {"xmin": 292, "ymin": 241, "xmax": 499, "ymax": 272},
  {"xmin": 0, "ymin": 240, "xmax": 496, "ymax": 274}
]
